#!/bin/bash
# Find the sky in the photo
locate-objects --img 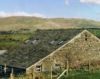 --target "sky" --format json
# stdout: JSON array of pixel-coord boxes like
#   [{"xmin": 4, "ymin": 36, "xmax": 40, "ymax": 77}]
[{"xmin": 0, "ymin": 0, "xmax": 100, "ymax": 20}]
